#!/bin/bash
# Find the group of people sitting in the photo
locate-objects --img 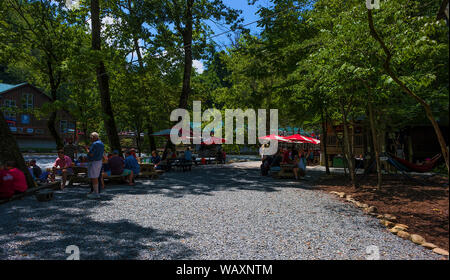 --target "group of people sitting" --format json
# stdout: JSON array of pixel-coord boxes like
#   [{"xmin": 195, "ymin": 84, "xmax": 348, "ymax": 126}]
[
  {"xmin": 99, "ymin": 149, "xmax": 140, "ymax": 188},
  {"xmin": 149, "ymin": 148, "xmax": 193, "ymax": 171},
  {"xmin": 261, "ymin": 148, "xmax": 313, "ymax": 180}
]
